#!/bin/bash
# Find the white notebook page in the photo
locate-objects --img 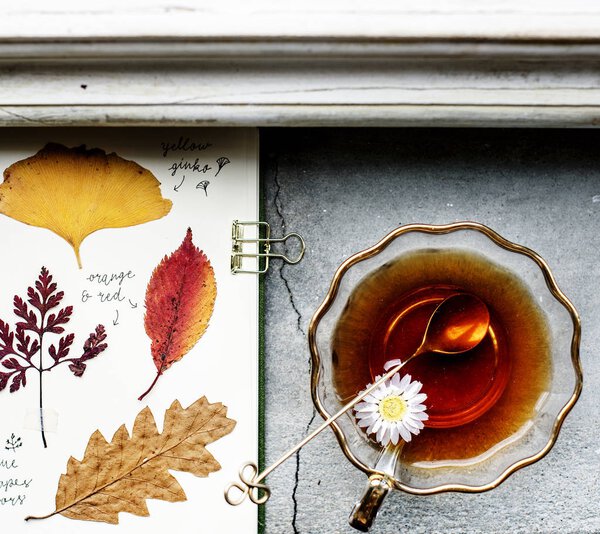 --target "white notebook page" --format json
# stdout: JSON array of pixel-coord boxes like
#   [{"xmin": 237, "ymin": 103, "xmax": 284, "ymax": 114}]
[{"xmin": 0, "ymin": 128, "xmax": 259, "ymax": 533}]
